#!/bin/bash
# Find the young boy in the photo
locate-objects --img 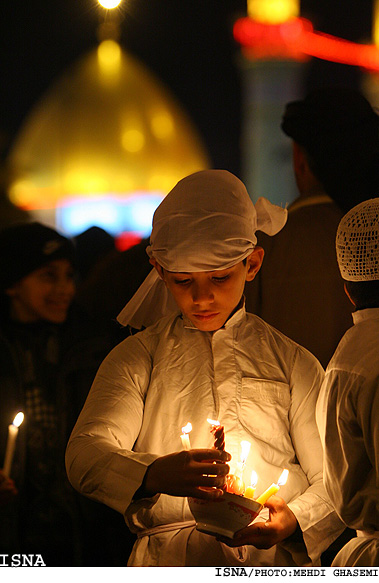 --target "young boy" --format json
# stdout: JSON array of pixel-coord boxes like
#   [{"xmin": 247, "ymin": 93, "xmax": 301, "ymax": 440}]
[
  {"xmin": 0, "ymin": 222, "xmax": 77, "ymax": 562},
  {"xmin": 66, "ymin": 170, "xmax": 343, "ymax": 566},
  {"xmin": 316, "ymin": 198, "xmax": 379, "ymax": 566}
]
